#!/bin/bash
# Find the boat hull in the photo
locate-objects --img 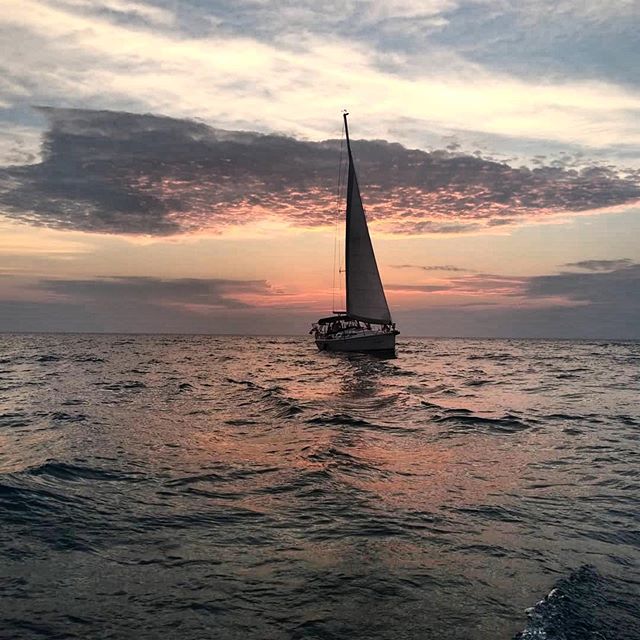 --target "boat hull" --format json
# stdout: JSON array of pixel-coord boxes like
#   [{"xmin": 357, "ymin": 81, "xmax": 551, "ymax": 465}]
[{"xmin": 315, "ymin": 331, "xmax": 396, "ymax": 353}]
